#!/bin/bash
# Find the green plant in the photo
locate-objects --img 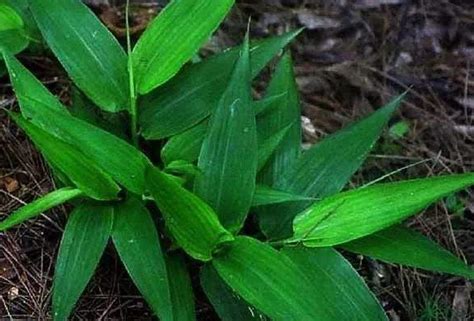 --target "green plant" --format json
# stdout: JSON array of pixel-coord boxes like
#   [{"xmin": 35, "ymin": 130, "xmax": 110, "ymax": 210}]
[{"xmin": 2, "ymin": 0, "xmax": 474, "ymax": 320}]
